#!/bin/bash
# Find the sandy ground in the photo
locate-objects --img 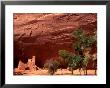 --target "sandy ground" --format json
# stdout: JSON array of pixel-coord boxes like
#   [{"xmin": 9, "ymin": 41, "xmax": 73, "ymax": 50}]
[{"xmin": 14, "ymin": 68, "xmax": 96, "ymax": 76}]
